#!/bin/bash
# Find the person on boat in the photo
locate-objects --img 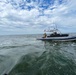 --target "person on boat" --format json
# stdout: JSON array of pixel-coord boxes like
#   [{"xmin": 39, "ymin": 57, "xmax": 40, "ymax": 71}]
[
  {"xmin": 43, "ymin": 33, "xmax": 47, "ymax": 38},
  {"xmin": 54, "ymin": 32, "xmax": 57, "ymax": 35}
]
